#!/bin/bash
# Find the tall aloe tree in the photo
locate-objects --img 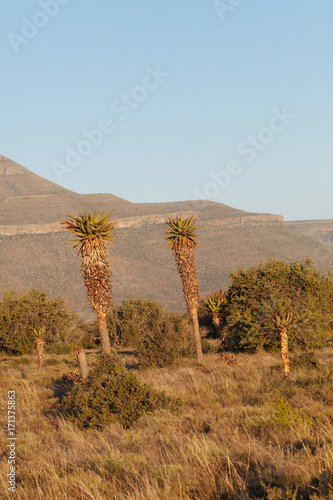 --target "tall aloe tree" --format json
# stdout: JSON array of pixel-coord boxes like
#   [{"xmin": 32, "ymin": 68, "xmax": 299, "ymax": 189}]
[
  {"xmin": 164, "ymin": 216, "xmax": 203, "ymax": 363},
  {"xmin": 61, "ymin": 210, "xmax": 117, "ymax": 355},
  {"xmin": 273, "ymin": 311, "xmax": 293, "ymax": 379}
]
